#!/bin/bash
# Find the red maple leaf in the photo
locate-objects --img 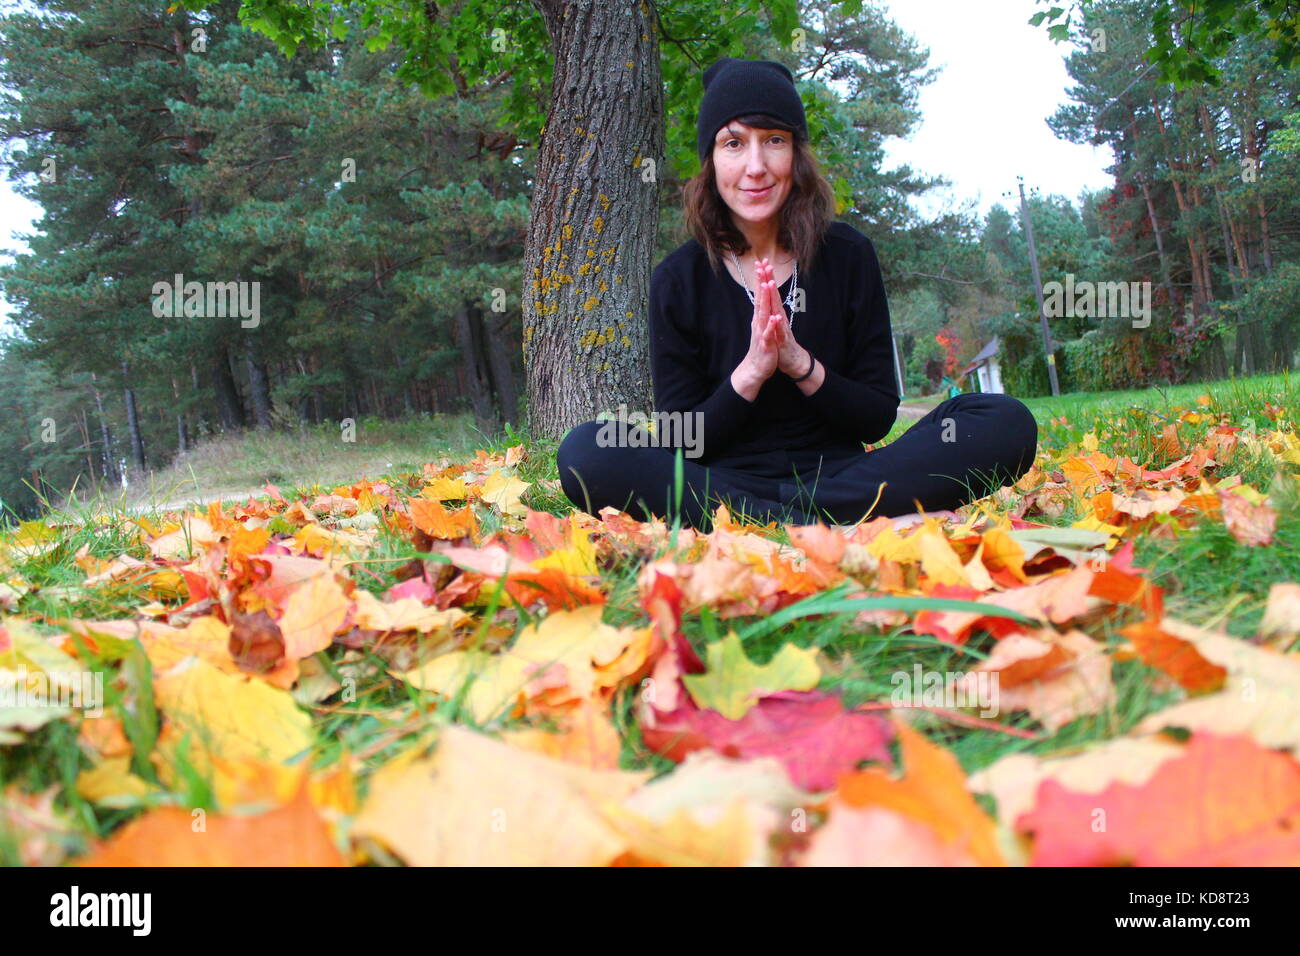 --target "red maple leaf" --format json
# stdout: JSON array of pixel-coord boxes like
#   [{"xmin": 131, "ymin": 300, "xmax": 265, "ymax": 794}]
[
  {"xmin": 637, "ymin": 570, "xmax": 891, "ymax": 791},
  {"xmin": 1016, "ymin": 733, "xmax": 1300, "ymax": 865}
]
